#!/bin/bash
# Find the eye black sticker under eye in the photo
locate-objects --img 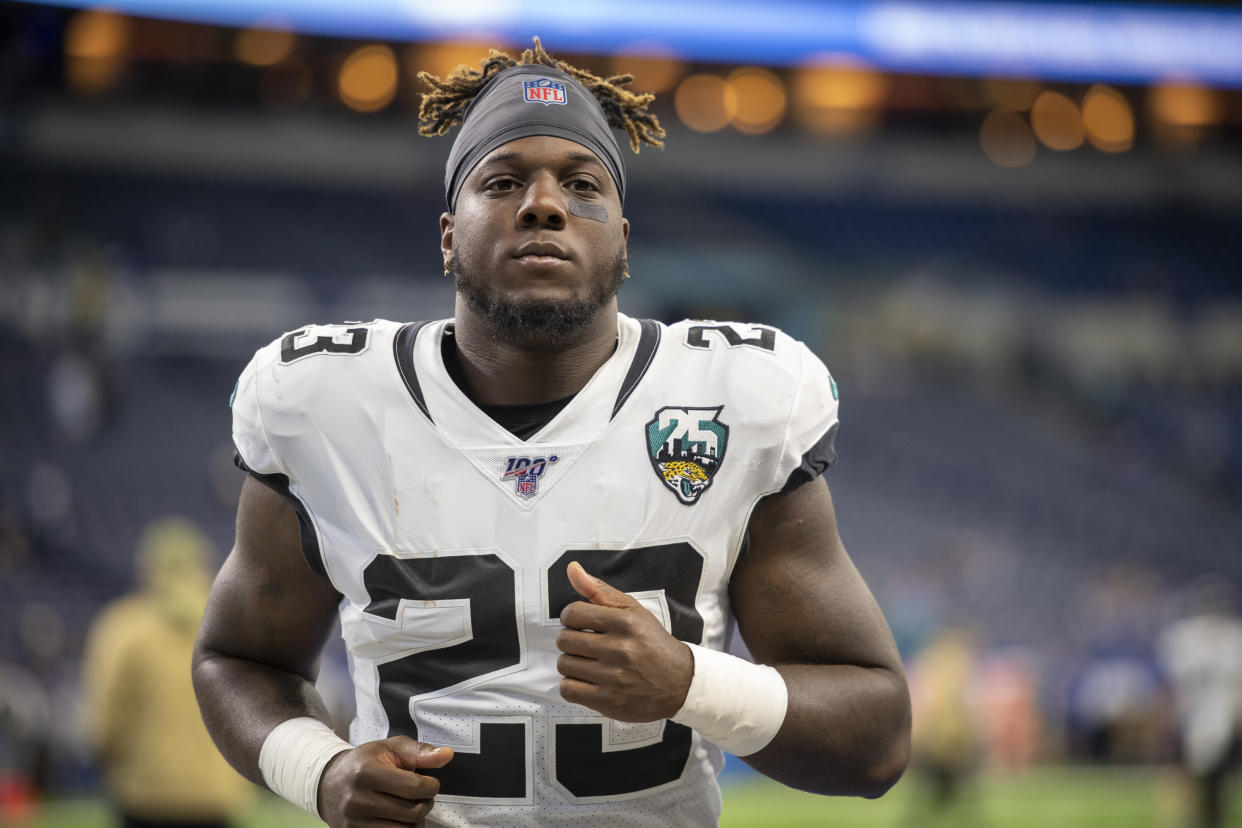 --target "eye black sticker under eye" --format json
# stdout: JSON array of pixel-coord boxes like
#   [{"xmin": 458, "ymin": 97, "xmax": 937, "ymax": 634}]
[{"xmin": 568, "ymin": 198, "xmax": 608, "ymax": 223}]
